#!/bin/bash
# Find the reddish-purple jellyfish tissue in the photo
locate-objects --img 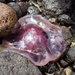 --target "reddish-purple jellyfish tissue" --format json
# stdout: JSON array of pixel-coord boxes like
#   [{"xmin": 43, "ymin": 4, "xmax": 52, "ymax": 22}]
[{"xmin": 3, "ymin": 15, "xmax": 66, "ymax": 66}]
